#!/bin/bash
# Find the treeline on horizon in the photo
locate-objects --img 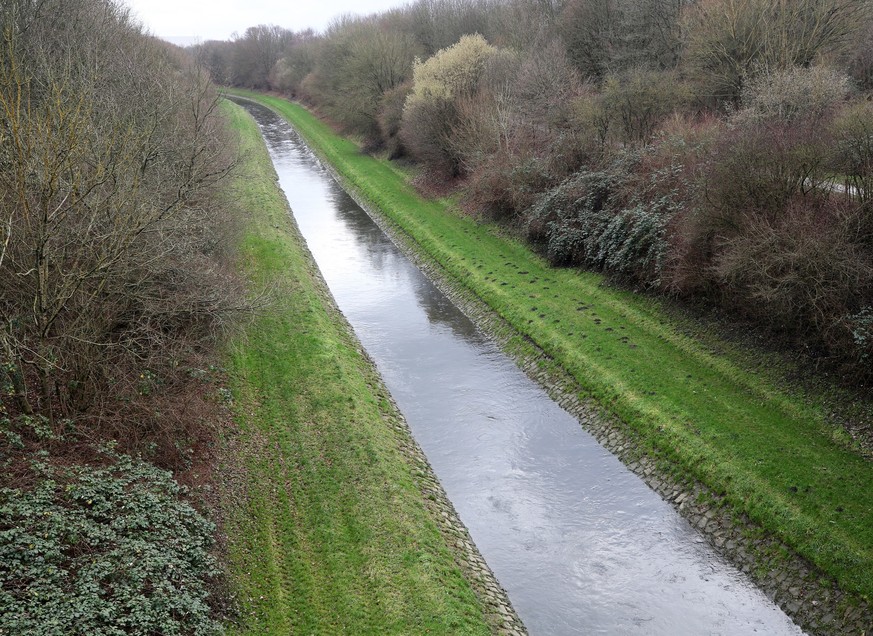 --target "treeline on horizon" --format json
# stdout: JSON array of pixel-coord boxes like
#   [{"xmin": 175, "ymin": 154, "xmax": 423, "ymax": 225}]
[{"xmin": 201, "ymin": 0, "xmax": 873, "ymax": 379}]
